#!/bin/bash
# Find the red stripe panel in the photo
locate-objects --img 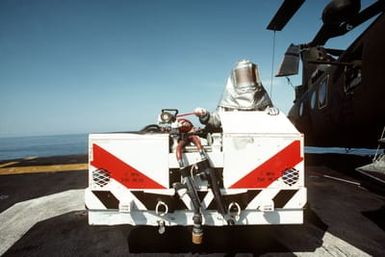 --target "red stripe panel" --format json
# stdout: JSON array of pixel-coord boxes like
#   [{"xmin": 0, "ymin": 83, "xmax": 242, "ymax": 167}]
[
  {"xmin": 91, "ymin": 144, "xmax": 166, "ymax": 189},
  {"xmin": 230, "ymin": 140, "xmax": 303, "ymax": 189}
]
